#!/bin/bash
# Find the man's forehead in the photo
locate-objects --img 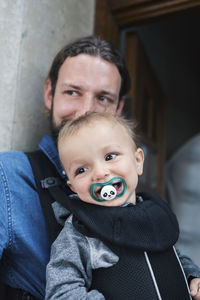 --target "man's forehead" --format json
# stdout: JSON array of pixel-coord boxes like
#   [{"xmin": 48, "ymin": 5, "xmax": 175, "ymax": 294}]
[
  {"xmin": 57, "ymin": 54, "xmax": 121, "ymax": 95},
  {"xmin": 60, "ymin": 54, "xmax": 119, "ymax": 75}
]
